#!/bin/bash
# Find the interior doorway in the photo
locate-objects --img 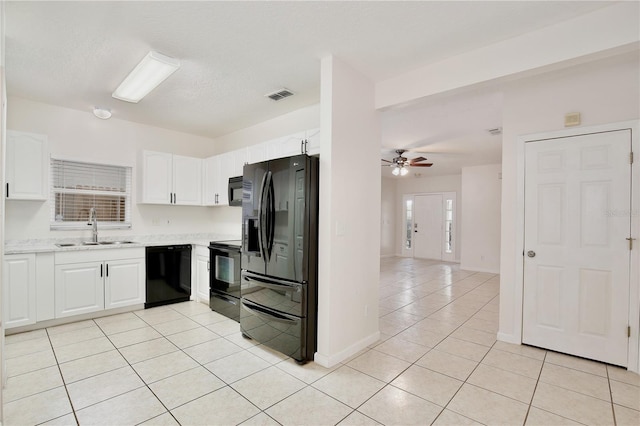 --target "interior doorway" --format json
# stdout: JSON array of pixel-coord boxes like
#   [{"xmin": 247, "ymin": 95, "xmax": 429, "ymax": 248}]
[
  {"xmin": 522, "ymin": 128, "xmax": 632, "ymax": 367},
  {"xmin": 402, "ymin": 192, "xmax": 456, "ymax": 262}
]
